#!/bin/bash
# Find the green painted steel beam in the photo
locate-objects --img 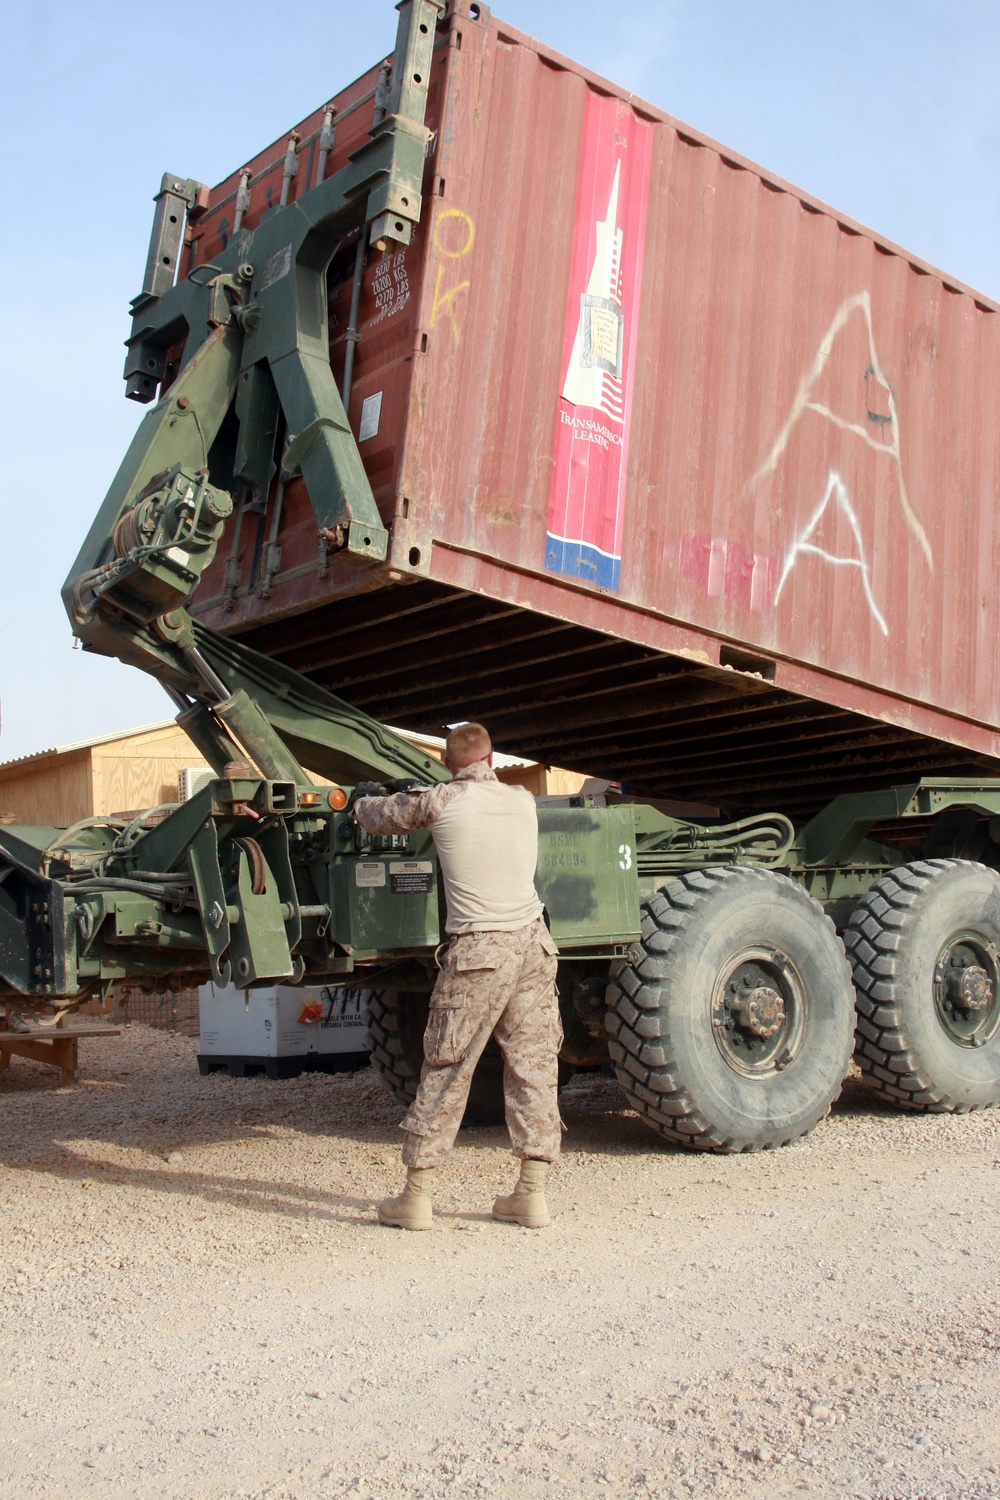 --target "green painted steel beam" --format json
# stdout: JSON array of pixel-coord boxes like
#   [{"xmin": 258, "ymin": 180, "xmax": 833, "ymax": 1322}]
[
  {"xmin": 115, "ymin": 0, "xmax": 445, "ymax": 568},
  {"xmin": 189, "ymin": 623, "xmax": 450, "ymax": 787},
  {"xmin": 797, "ymin": 779, "xmax": 1000, "ymax": 866}
]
